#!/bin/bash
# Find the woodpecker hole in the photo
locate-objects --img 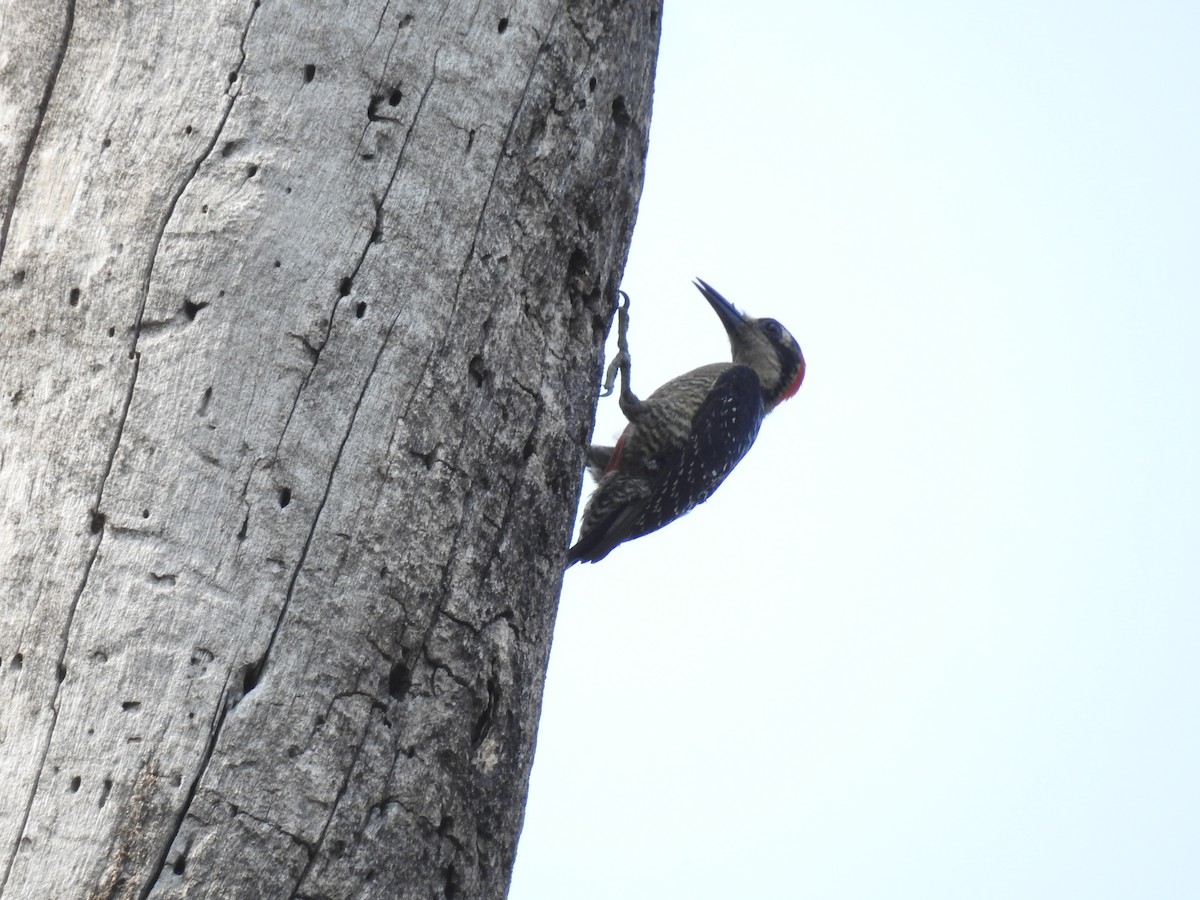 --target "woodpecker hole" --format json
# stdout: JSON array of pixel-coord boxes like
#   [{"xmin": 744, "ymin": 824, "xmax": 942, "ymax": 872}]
[
  {"xmin": 611, "ymin": 96, "xmax": 631, "ymax": 127},
  {"xmin": 172, "ymin": 848, "xmax": 188, "ymax": 876},
  {"xmin": 13, "ymin": 269, "xmax": 25, "ymax": 285},
  {"xmin": 278, "ymin": 487, "xmax": 291, "ymax": 508},
  {"xmin": 182, "ymin": 299, "xmax": 208, "ymax": 321},
  {"xmin": 121, "ymin": 700, "xmax": 141, "ymax": 711},
  {"xmin": 220, "ymin": 140, "xmax": 238, "ymax": 157},
  {"xmin": 237, "ymin": 513, "xmax": 249, "ymax": 540},
  {"xmin": 388, "ymin": 87, "xmax": 402, "ymax": 105},
  {"xmin": 471, "ymin": 675, "xmax": 501, "ymax": 748},
  {"xmin": 497, "ymin": 17, "xmax": 508, "ymax": 33},
  {"xmin": 98, "ymin": 778, "xmax": 113, "ymax": 809},
  {"xmin": 89, "ymin": 510, "xmax": 106, "ymax": 534},
  {"xmin": 338, "ymin": 276, "xmax": 353, "ymax": 296},
  {"xmin": 468, "ymin": 355, "xmax": 487, "ymax": 387},
  {"xmin": 69, "ymin": 288, "xmax": 81, "ymax": 306},
  {"xmin": 367, "ymin": 95, "xmax": 386, "ymax": 121},
  {"xmin": 107, "ymin": 325, "xmax": 116, "ymax": 337},
  {"xmin": 388, "ymin": 660, "xmax": 411, "ymax": 700},
  {"xmin": 588, "ymin": 76, "xmax": 597, "ymax": 92},
  {"xmin": 355, "ymin": 301, "xmax": 367, "ymax": 318},
  {"xmin": 242, "ymin": 659, "xmax": 264, "ymax": 696},
  {"xmin": 141, "ymin": 509, "xmax": 150, "ymax": 519},
  {"xmin": 246, "ymin": 163, "xmax": 259, "ymax": 178},
  {"xmin": 10, "ymin": 653, "xmax": 22, "ymax": 671},
  {"xmin": 57, "ymin": 664, "xmax": 66, "ymax": 683},
  {"xmin": 273, "ymin": 259, "xmax": 281, "ymax": 268},
  {"xmin": 303, "ymin": 63, "xmax": 316, "ymax": 83},
  {"xmin": 227, "ymin": 70, "xmax": 238, "ymax": 85},
  {"xmin": 102, "ymin": 137, "xmax": 111, "ymax": 149},
  {"xmin": 184, "ymin": 125, "xmax": 194, "ymax": 135},
  {"xmin": 69, "ymin": 775, "xmax": 81, "ymax": 793}
]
